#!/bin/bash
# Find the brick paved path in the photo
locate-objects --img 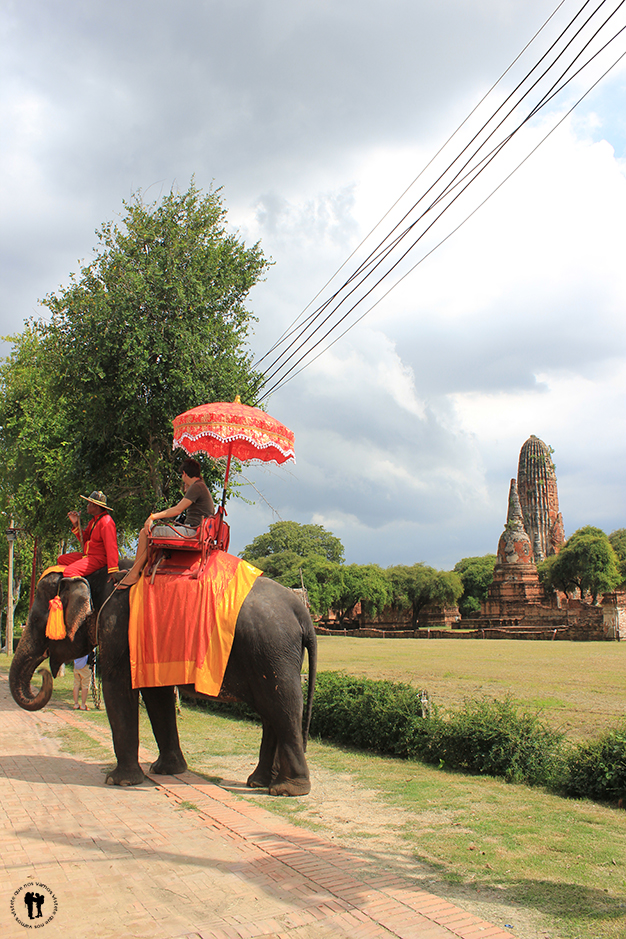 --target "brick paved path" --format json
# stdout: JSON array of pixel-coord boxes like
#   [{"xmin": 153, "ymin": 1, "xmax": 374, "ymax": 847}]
[{"xmin": 0, "ymin": 673, "xmax": 517, "ymax": 939}]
